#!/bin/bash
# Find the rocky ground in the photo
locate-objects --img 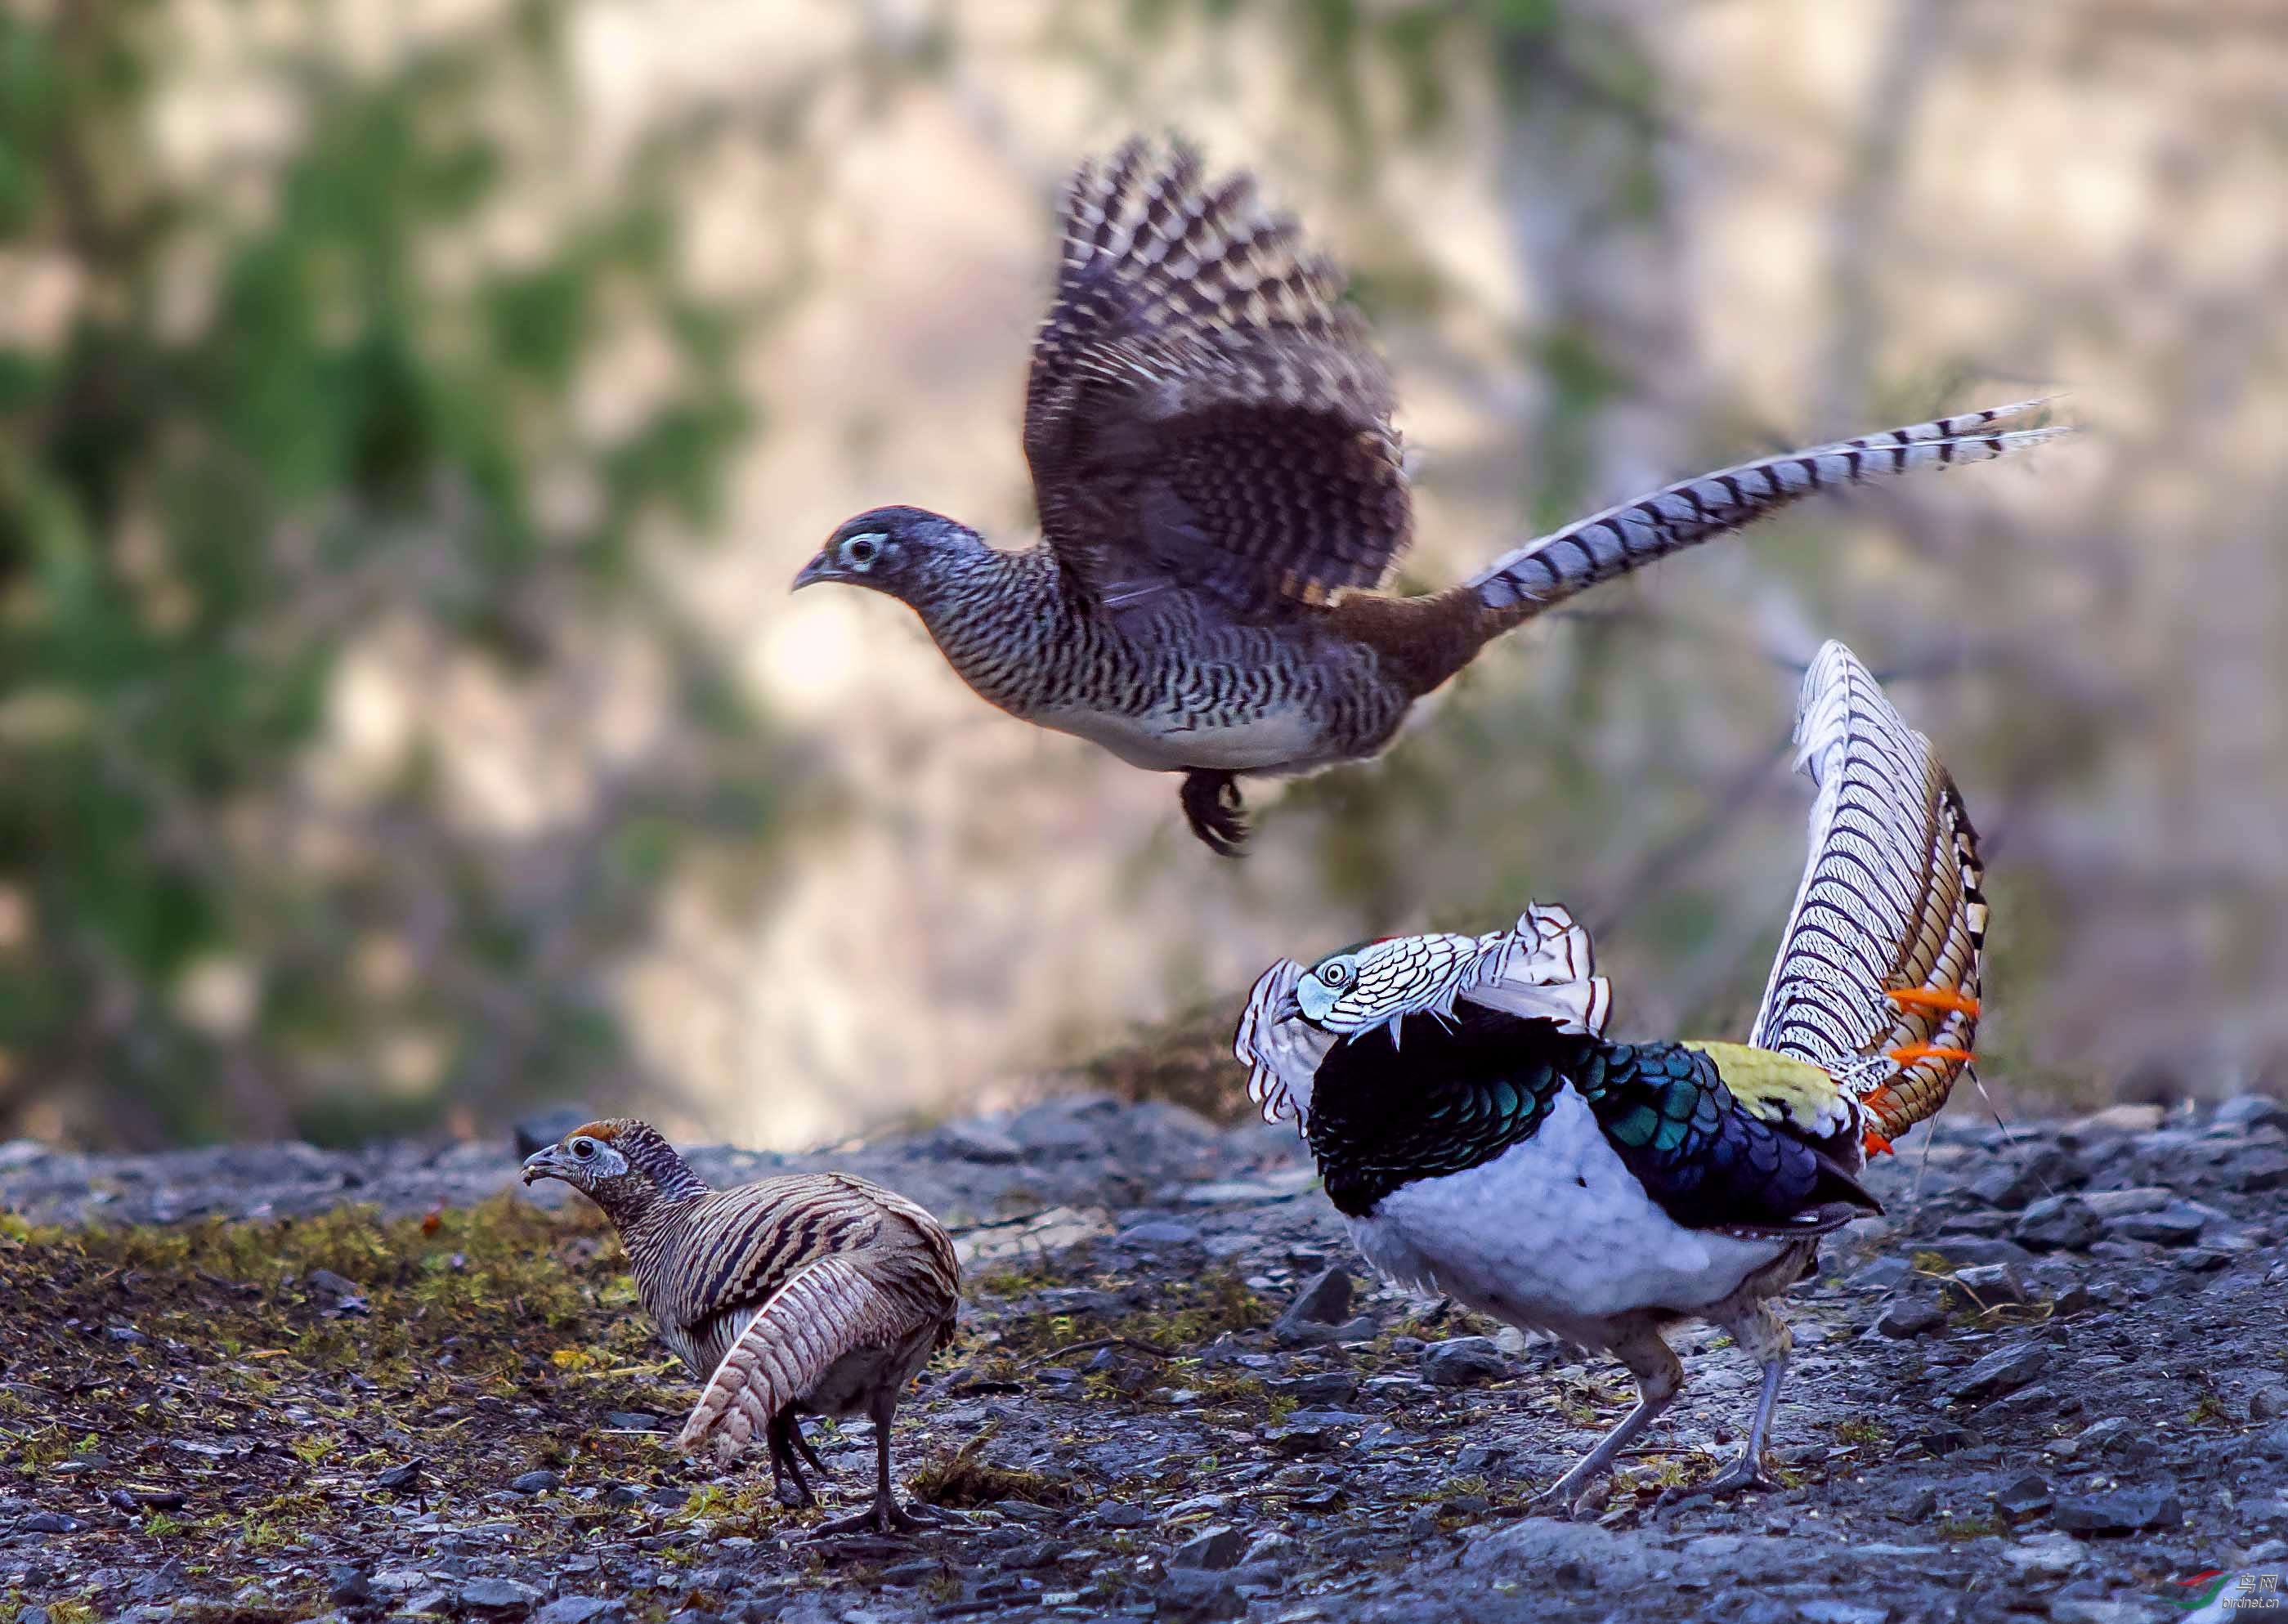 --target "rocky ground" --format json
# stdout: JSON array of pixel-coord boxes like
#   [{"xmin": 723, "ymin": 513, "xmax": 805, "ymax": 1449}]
[{"xmin": 0, "ymin": 1093, "xmax": 2282, "ymax": 1624}]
